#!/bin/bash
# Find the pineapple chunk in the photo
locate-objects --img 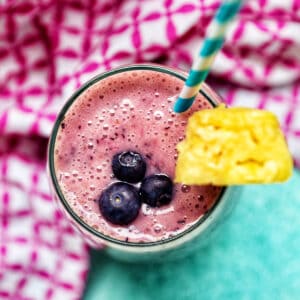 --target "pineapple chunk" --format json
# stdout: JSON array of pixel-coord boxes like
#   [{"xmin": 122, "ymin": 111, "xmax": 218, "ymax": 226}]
[{"xmin": 175, "ymin": 107, "xmax": 293, "ymax": 185}]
